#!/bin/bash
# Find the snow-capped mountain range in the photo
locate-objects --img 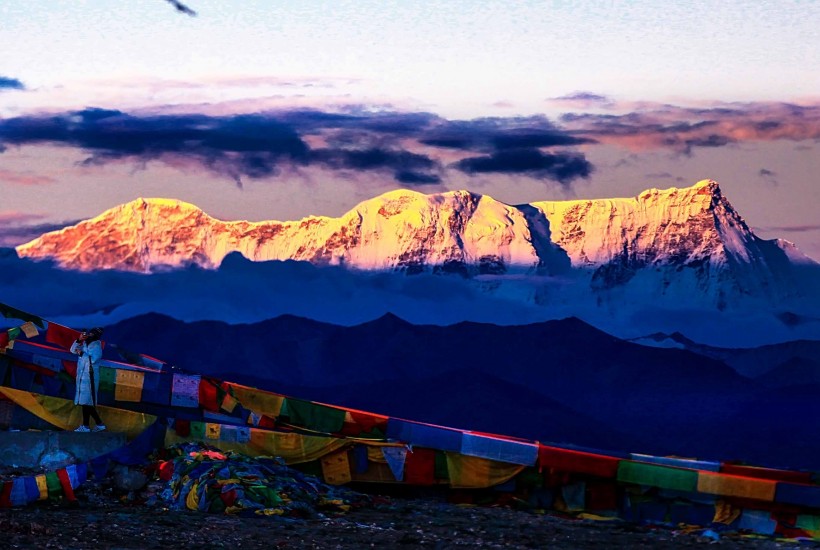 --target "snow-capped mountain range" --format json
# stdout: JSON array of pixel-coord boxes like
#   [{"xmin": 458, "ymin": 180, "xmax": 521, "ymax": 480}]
[
  {"xmin": 17, "ymin": 179, "xmax": 815, "ymax": 298},
  {"xmin": 9, "ymin": 179, "xmax": 820, "ymax": 345}
]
